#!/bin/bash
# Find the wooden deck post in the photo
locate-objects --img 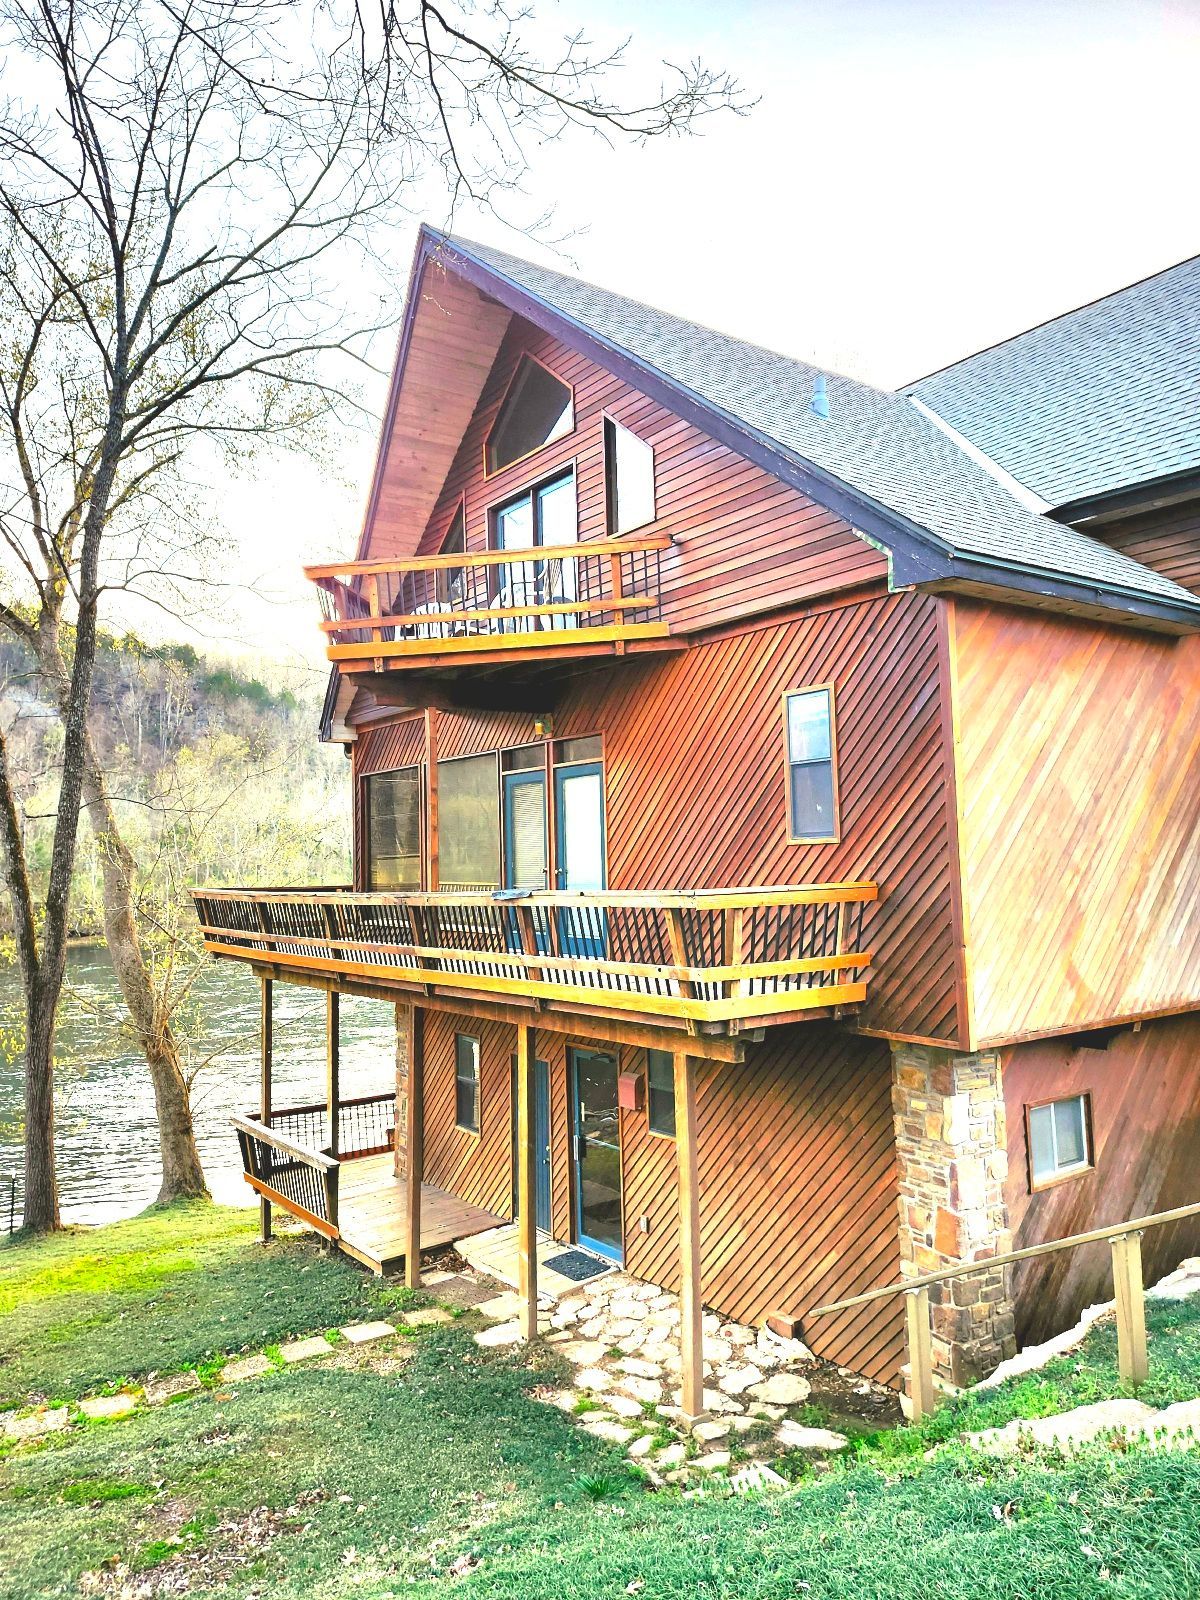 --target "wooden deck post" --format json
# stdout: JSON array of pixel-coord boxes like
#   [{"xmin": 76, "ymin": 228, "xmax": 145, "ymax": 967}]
[
  {"xmin": 674, "ymin": 1050, "xmax": 705, "ymax": 1424},
  {"xmin": 259, "ymin": 976, "xmax": 273, "ymax": 1244},
  {"xmin": 516, "ymin": 1022, "xmax": 538, "ymax": 1341},
  {"xmin": 1112, "ymin": 1231, "xmax": 1149, "ymax": 1387},
  {"xmin": 904, "ymin": 1285, "xmax": 937, "ymax": 1422},
  {"xmin": 405, "ymin": 1006, "xmax": 425, "ymax": 1289},
  {"xmin": 326, "ymin": 989, "xmax": 341, "ymax": 1158}
]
